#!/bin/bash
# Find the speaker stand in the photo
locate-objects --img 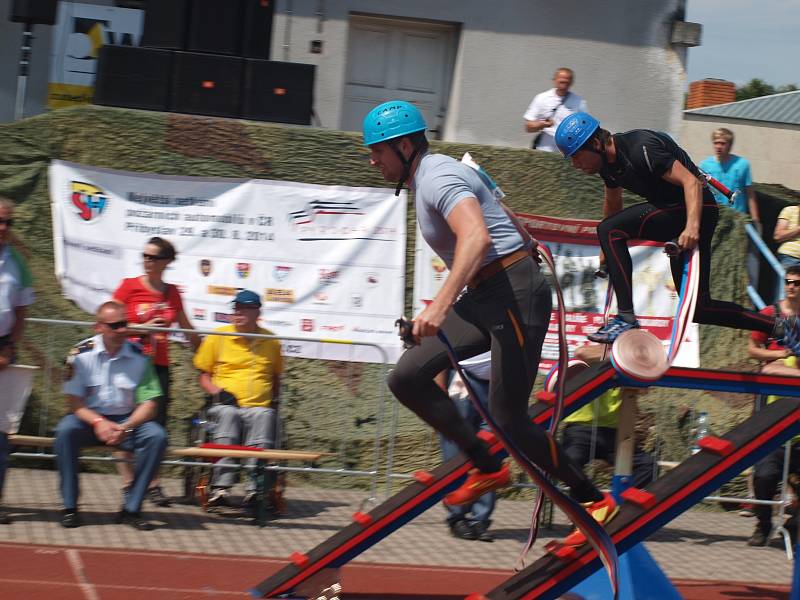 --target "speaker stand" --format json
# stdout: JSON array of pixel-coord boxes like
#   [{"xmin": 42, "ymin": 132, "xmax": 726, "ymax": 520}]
[{"xmin": 14, "ymin": 22, "xmax": 35, "ymax": 121}]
